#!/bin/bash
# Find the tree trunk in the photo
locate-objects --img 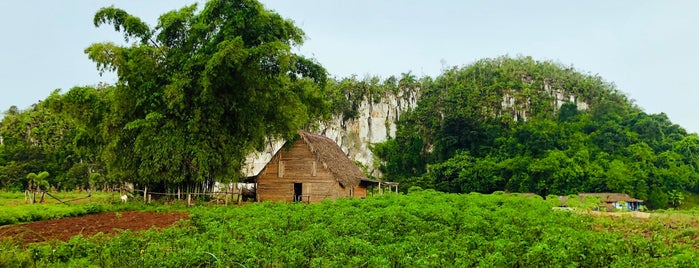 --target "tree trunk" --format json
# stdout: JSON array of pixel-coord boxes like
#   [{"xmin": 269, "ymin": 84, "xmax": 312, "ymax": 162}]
[{"xmin": 26, "ymin": 190, "xmax": 32, "ymax": 204}]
